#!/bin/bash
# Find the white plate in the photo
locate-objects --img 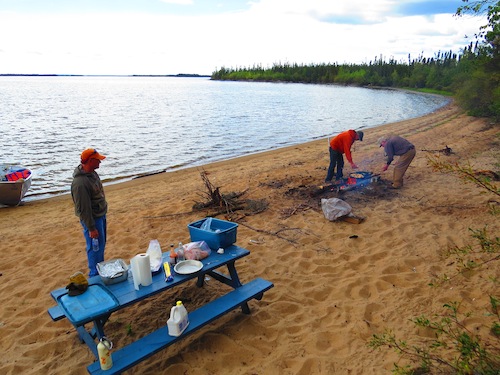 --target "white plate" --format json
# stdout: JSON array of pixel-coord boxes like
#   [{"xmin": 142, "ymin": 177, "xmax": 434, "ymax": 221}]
[{"xmin": 174, "ymin": 260, "xmax": 203, "ymax": 274}]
